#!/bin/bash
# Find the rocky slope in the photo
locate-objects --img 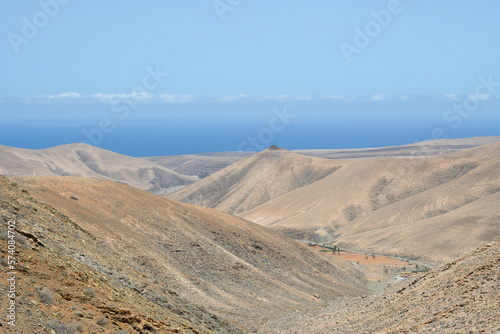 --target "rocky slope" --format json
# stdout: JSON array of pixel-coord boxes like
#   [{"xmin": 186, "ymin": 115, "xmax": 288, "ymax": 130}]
[
  {"xmin": 0, "ymin": 175, "xmax": 236, "ymax": 333},
  {"xmin": 13, "ymin": 176, "xmax": 368, "ymax": 332}
]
